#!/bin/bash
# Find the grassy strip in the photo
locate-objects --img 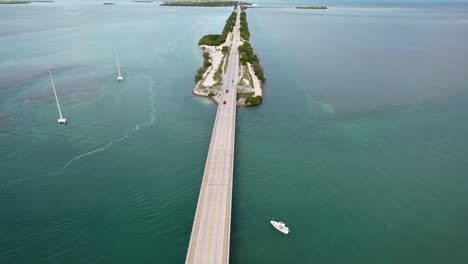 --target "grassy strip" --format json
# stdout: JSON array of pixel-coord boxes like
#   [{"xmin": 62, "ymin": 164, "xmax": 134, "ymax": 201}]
[
  {"xmin": 194, "ymin": 52, "xmax": 212, "ymax": 82},
  {"xmin": 237, "ymin": 92, "xmax": 254, "ymax": 99},
  {"xmin": 243, "ymin": 64, "xmax": 253, "ymax": 88},
  {"xmin": 296, "ymin": 6, "xmax": 327, "ymax": 9},
  {"xmin": 223, "ymin": 48, "xmax": 231, "ymax": 73},
  {"xmin": 198, "ymin": 11, "xmax": 236, "ymax": 46},
  {"xmin": 214, "ymin": 55, "xmax": 225, "ymax": 86}
]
